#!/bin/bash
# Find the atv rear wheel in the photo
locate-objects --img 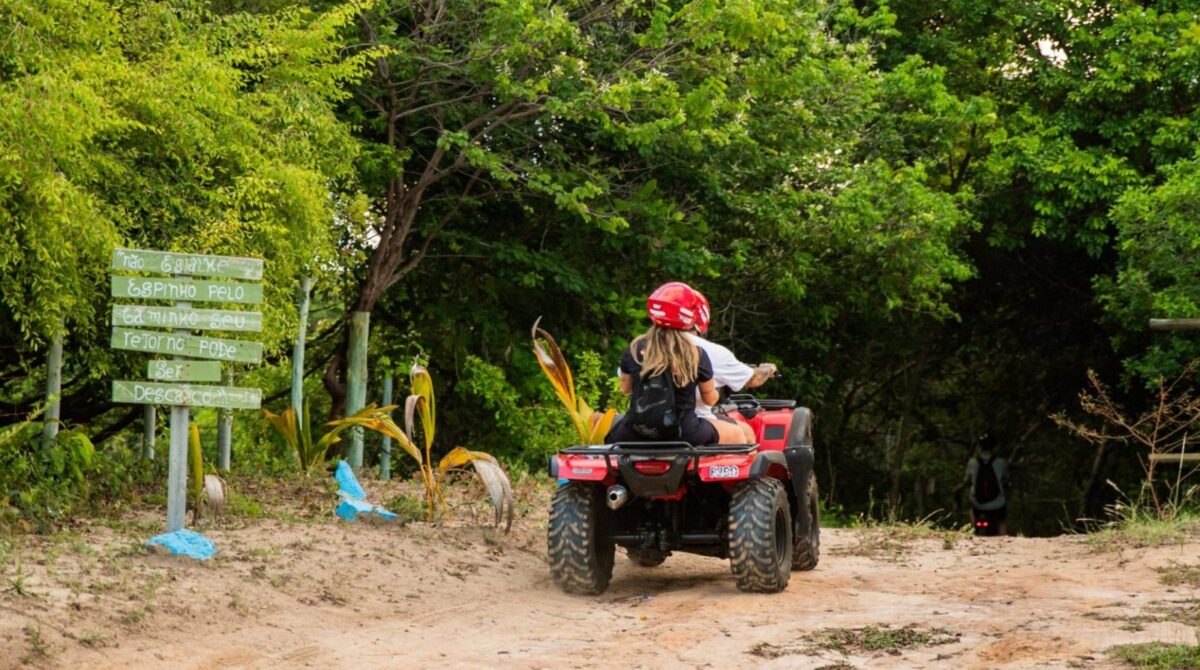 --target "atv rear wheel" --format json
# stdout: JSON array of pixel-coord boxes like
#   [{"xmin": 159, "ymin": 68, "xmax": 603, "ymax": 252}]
[
  {"xmin": 728, "ymin": 478, "xmax": 792, "ymax": 593},
  {"xmin": 548, "ymin": 483, "xmax": 615, "ymax": 594},
  {"xmin": 626, "ymin": 547, "xmax": 668, "ymax": 567},
  {"xmin": 792, "ymin": 471, "xmax": 820, "ymax": 571}
]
